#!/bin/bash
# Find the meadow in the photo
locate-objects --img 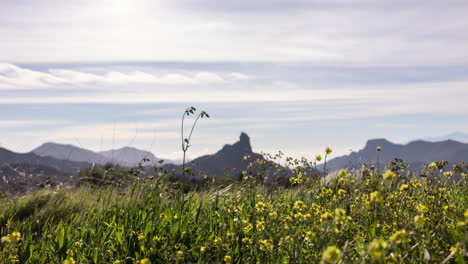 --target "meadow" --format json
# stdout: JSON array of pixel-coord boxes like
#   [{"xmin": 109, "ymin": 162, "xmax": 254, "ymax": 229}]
[{"xmin": 0, "ymin": 153, "xmax": 467, "ymax": 264}]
